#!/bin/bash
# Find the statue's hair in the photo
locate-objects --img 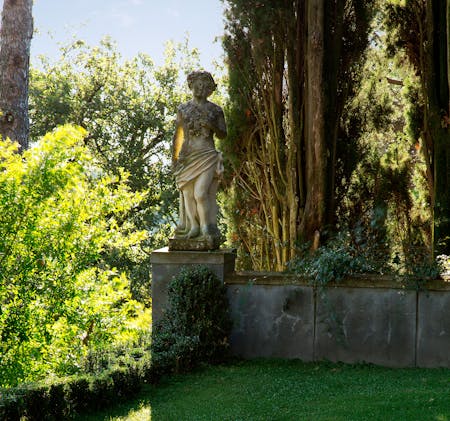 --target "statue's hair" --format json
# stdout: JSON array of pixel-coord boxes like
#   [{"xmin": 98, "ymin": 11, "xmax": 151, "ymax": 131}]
[{"xmin": 187, "ymin": 71, "xmax": 216, "ymax": 94}]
